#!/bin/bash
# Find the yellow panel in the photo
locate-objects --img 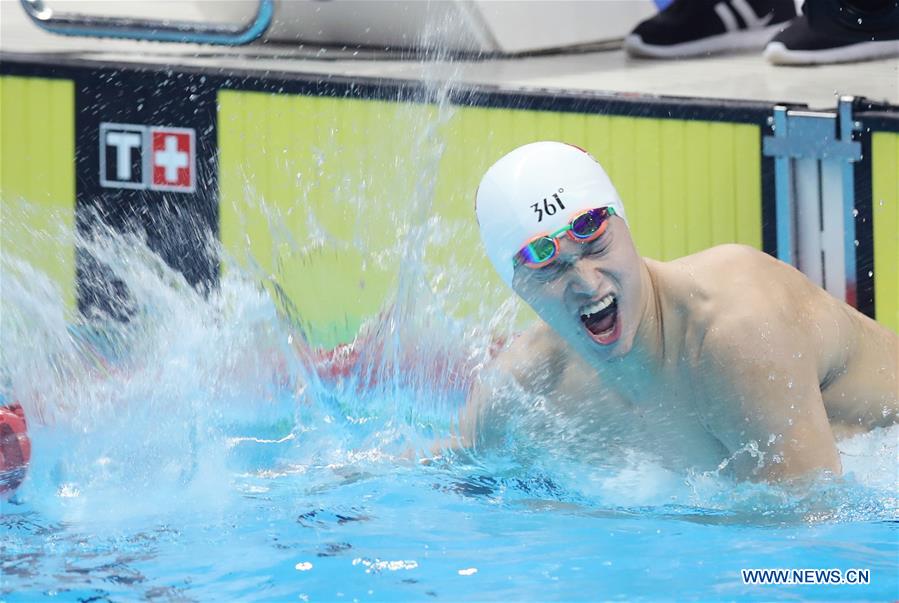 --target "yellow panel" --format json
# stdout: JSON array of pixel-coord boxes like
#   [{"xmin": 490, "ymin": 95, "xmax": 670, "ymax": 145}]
[
  {"xmin": 708, "ymin": 122, "xmax": 737, "ymax": 246},
  {"xmin": 267, "ymin": 94, "xmax": 292, "ymax": 231},
  {"xmin": 0, "ymin": 77, "xmax": 27, "ymax": 201},
  {"xmin": 218, "ymin": 91, "xmax": 763, "ymax": 346},
  {"xmin": 608, "ymin": 116, "xmax": 638, "ymax": 245},
  {"xmin": 242, "ymin": 91, "xmax": 273, "ymax": 270},
  {"xmin": 532, "ymin": 110, "xmax": 562, "ymax": 142},
  {"xmin": 0, "ymin": 76, "xmax": 76, "ymax": 314},
  {"xmin": 633, "ymin": 119, "xmax": 663, "ymax": 259},
  {"xmin": 872, "ymin": 132, "xmax": 899, "ymax": 333},
  {"xmin": 216, "ymin": 89, "xmax": 245, "ymax": 269},
  {"xmin": 734, "ymin": 124, "xmax": 762, "ymax": 250},
  {"xmin": 439, "ymin": 106, "xmax": 531, "ymax": 323},
  {"xmin": 684, "ymin": 121, "xmax": 713, "ymax": 252},
  {"xmin": 559, "ymin": 112, "xmax": 588, "ymax": 151},
  {"xmin": 511, "ymin": 107, "xmax": 538, "ymax": 147},
  {"xmin": 584, "ymin": 114, "xmax": 612, "ymax": 171},
  {"xmin": 660, "ymin": 119, "xmax": 688, "ymax": 258},
  {"xmin": 433, "ymin": 108, "xmax": 470, "ymax": 223},
  {"xmin": 222, "ymin": 91, "xmax": 459, "ymax": 346}
]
